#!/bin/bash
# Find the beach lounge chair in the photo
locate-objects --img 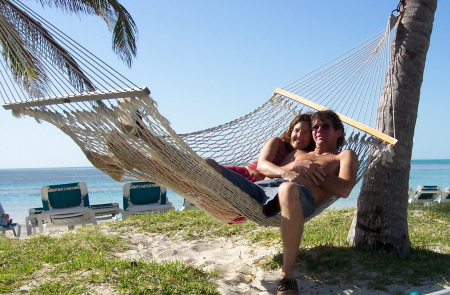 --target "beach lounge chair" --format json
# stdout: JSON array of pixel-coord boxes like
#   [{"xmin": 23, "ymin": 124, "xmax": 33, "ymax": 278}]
[
  {"xmin": 180, "ymin": 199, "xmax": 197, "ymax": 211},
  {"xmin": 122, "ymin": 182, "xmax": 174, "ymax": 218},
  {"xmin": 25, "ymin": 207, "xmax": 45, "ymax": 235},
  {"xmin": 438, "ymin": 188, "xmax": 450, "ymax": 203},
  {"xmin": 408, "ymin": 185, "xmax": 442, "ymax": 204},
  {"xmin": 90, "ymin": 203, "xmax": 123, "ymax": 221},
  {"xmin": 1, "ymin": 223, "xmax": 21, "ymax": 237},
  {"xmin": 408, "ymin": 187, "xmax": 415, "ymax": 199},
  {"xmin": 26, "ymin": 183, "xmax": 124, "ymax": 235},
  {"xmin": 36, "ymin": 182, "xmax": 98, "ymax": 231}
]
